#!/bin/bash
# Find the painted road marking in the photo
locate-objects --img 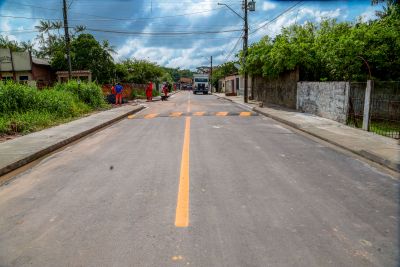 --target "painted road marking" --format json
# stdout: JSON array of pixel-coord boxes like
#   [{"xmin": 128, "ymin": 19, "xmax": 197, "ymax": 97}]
[
  {"xmin": 216, "ymin": 112, "xmax": 228, "ymax": 116},
  {"xmin": 170, "ymin": 112, "xmax": 183, "ymax": 117},
  {"xmin": 129, "ymin": 111, "xmax": 258, "ymax": 119},
  {"xmin": 240, "ymin": 112, "xmax": 252, "ymax": 117},
  {"xmin": 175, "ymin": 116, "xmax": 191, "ymax": 227},
  {"xmin": 144, "ymin": 113, "xmax": 158, "ymax": 119},
  {"xmin": 187, "ymin": 92, "xmax": 191, "ymax": 113}
]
